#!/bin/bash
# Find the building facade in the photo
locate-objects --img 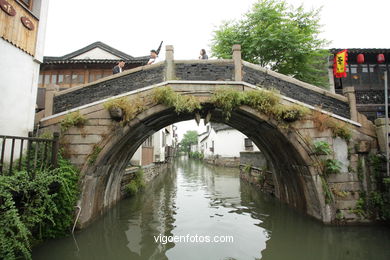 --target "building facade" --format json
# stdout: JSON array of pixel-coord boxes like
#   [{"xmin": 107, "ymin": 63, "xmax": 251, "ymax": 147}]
[
  {"xmin": 330, "ymin": 49, "xmax": 390, "ymax": 121},
  {"xmin": 0, "ymin": 0, "xmax": 49, "ymax": 137},
  {"xmin": 130, "ymin": 125, "xmax": 177, "ymax": 166},
  {"xmin": 198, "ymin": 123, "xmax": 259, "ymax": 166},
  {"xmin": 36, "ymin": 41, "xmax": 149, "ymax": 113}
]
